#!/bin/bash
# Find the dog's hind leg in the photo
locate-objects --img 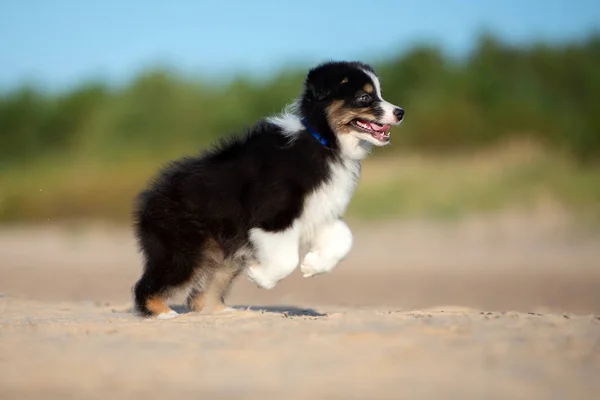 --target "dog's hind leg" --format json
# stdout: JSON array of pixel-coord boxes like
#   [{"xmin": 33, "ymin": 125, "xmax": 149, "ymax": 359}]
[
  {"xmin": 134, "ymin": 258, "xmax": 196, "ymax": 319},
  {"xmin": 187, "ymin": 260, "xmax": 243, "ymax": 313},
  {"xmin": 186, "ymin": 239, "xmax": 242, "ymax": 313},
  {"xmin": 133, "ymin": 230, "xmax": 203, "ymax": 319},
  {"xmin": 187, "ymin": 238, "xmax": 244, "ymax": 313}
]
